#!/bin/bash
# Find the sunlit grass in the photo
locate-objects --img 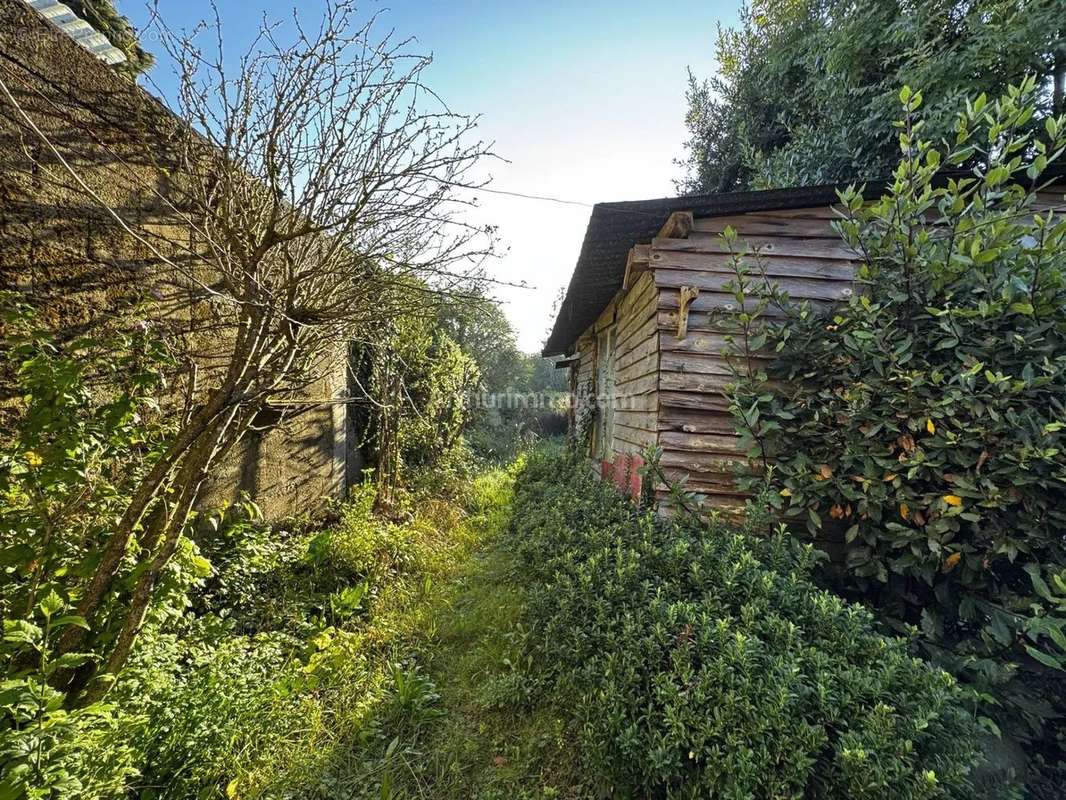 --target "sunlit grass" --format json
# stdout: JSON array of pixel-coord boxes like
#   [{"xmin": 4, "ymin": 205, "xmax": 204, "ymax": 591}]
[{"xmin": 237, "ymin": 455, "xmax": 578, "ymax": 799}]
